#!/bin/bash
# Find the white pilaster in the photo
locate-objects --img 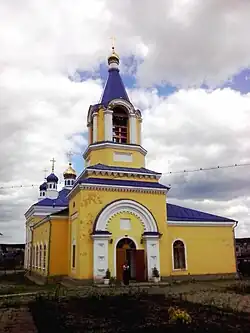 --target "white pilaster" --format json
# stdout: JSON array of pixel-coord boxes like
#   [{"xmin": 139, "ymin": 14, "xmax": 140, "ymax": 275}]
[
  {"xmin": 144, "ymin": 235, "xmax": 160, "ymax": 280},
  {"xmin": 104, "ymin": 109, "xmax": 113, "ymax": 141},
  {"xmin": 129, "ymin": 115, "xmax": 137, "ymax": 144},
  {"xmin": 92, "ymin": 112, "xmax": 98, "ymax": 143},
  {"xmin": 92, "ymin": 234, "xmax": 111, "ymax": 281}
]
